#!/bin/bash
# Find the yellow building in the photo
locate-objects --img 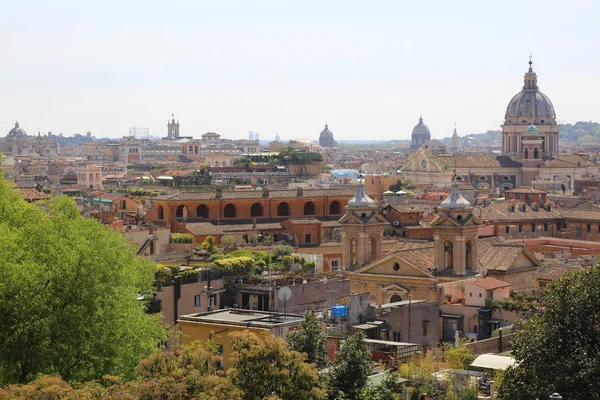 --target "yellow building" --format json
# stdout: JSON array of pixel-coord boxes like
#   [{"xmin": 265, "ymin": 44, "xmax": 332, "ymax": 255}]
[{"xmin": 178, "ymin": 309, "xmax": 305, "ymax": 369}]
